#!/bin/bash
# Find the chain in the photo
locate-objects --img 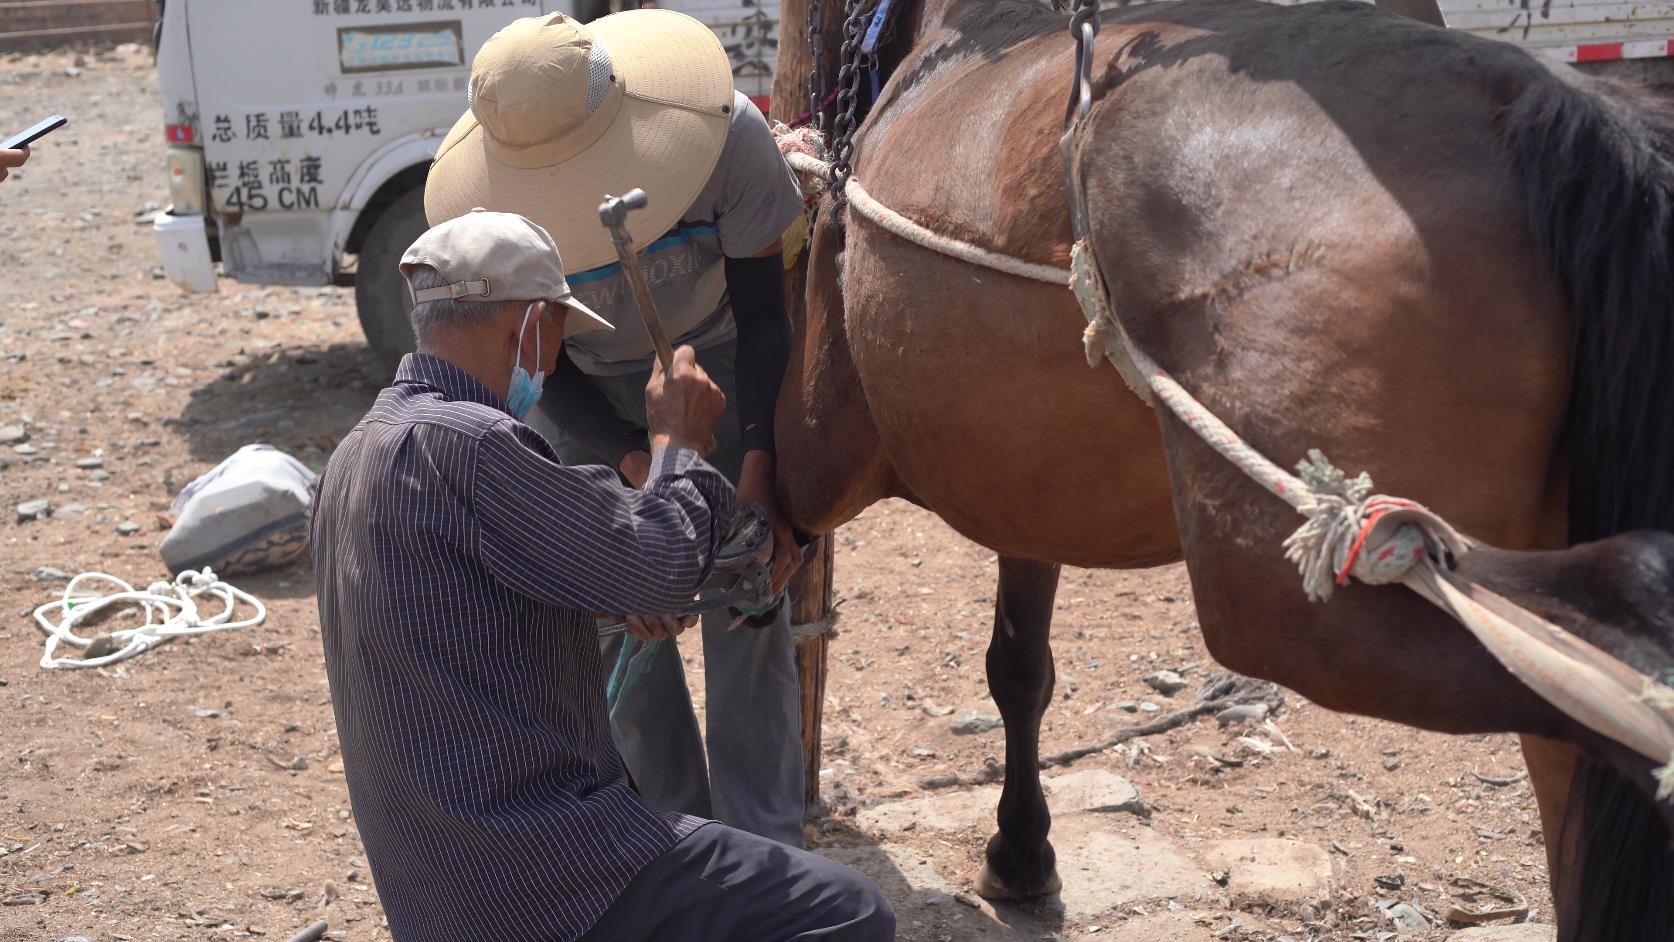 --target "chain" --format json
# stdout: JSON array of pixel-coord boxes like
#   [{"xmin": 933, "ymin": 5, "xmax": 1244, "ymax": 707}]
[
  {"xmin": 1063, "ymin": 0, "xmax": 1101, "ymax": 130},
  {"xmin": 827, "ymin": 0, "xmax": 874, "ymax": 201},
  {"xmin": 806, "ymin": 0, "xmax": 824, "ymax": 129},
  {"xmin": 1059, "ymin": 0, "xmax": 1101, "ymax": 240}
]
